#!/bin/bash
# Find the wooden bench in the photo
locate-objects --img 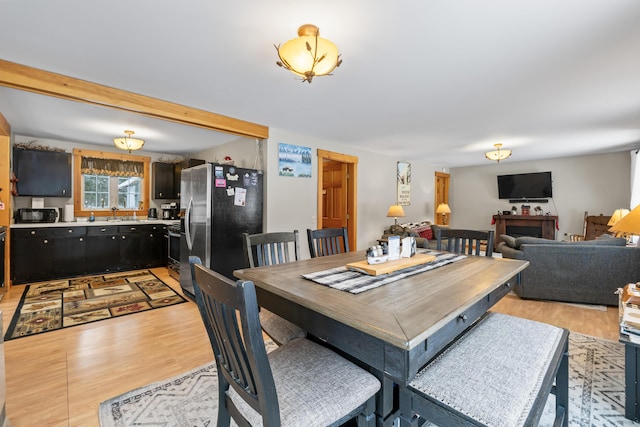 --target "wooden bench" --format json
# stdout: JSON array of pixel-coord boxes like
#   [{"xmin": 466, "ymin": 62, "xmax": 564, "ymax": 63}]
[{"xmin": 399, "ymin": 312, "xmax": 569, "ymax": 427}]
